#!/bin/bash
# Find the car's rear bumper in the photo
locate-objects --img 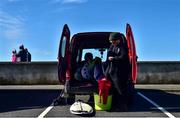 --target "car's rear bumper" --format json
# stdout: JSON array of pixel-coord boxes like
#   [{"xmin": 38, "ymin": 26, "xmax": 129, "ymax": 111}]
[{"xmin": 65, "ymin": 80, "xmax": 98, "ymax": 95}]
